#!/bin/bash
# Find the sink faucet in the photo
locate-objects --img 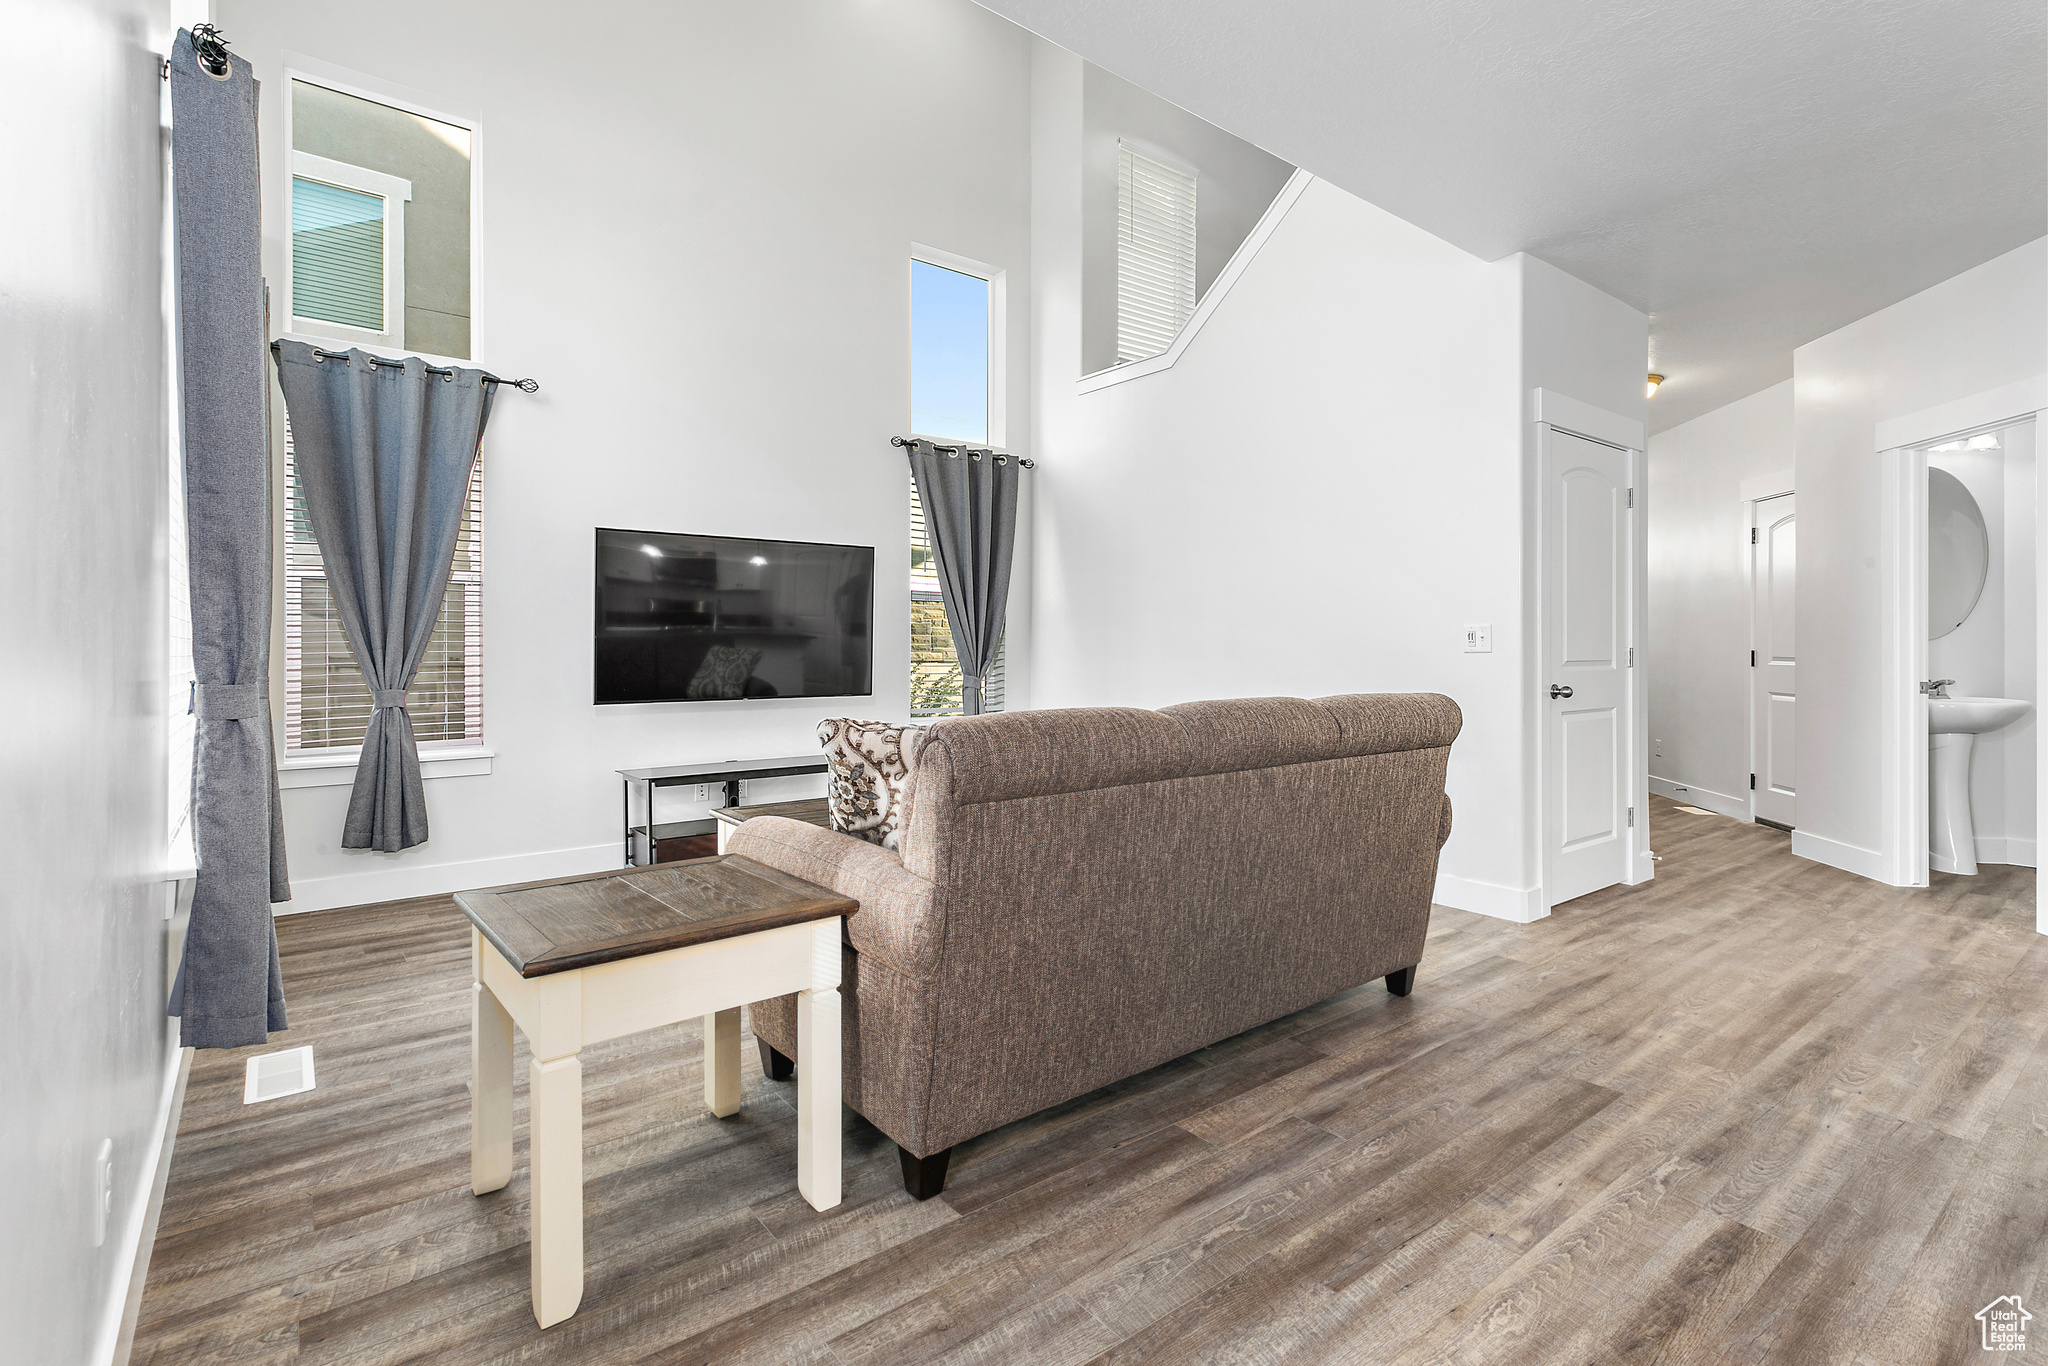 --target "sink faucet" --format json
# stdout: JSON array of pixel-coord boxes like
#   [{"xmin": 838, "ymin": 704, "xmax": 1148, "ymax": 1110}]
[{"xmin": 1921, "ymin": 679, "xmax": 1957, "ymax": 698}]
